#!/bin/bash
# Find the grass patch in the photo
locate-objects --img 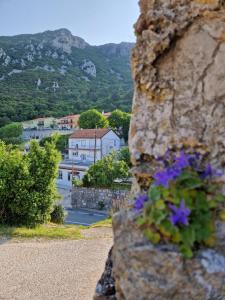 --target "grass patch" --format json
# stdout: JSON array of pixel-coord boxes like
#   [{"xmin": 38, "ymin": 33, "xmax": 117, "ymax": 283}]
[
  {"xmin": 0, "ymin": 223, "xmax": 82, "ymax": 240},
  {"xmin": 91, "ymin": 218, "xmax": 112, "ymax": 228}
]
